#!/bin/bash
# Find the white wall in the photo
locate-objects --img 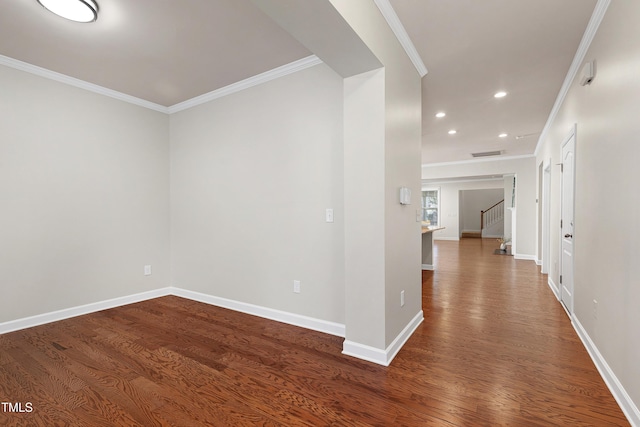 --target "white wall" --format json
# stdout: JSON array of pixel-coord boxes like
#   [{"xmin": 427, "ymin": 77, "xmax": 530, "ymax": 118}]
[
  {"xmin": 422, "ymin": 156, "xmax": 536, "ymax": 259},
  {"xmin": 459, "ymin": 188, "xmax": 504, "ymax": 232},
  {"xmin": 170, "ymin": 63, "xmax": 346, "ymax": 324},
  {"xmin": 331, "ymin": 0, "xmax": 423, "ymax": 349},
  {"xmin": 2, "ymin": 2, "xmax": 422, "ymax": 366},
  {"xmin": 0, "ymin": 65, "xmax": 170, "ymax": 323},
  {"xmin": 536, "ymin": 0, "xmax": 640, "ymax": 420}
]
